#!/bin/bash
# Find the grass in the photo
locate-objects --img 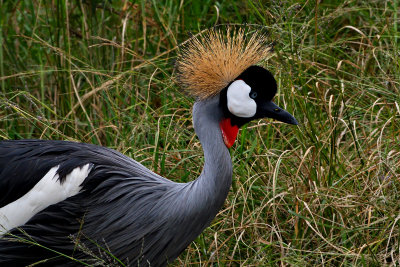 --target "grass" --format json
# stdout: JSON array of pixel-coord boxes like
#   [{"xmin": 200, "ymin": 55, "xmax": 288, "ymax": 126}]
[{"xmin": 0, "ymin": 0, "xmax": 399, "ymax": 265}]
